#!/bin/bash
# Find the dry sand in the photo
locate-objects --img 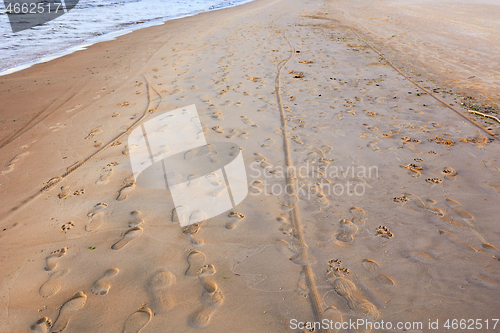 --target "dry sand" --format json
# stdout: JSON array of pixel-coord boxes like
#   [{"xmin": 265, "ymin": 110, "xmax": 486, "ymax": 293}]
[{"xmin": 1, "ymin": 0, "xmax": 500, "ymax": 332}]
